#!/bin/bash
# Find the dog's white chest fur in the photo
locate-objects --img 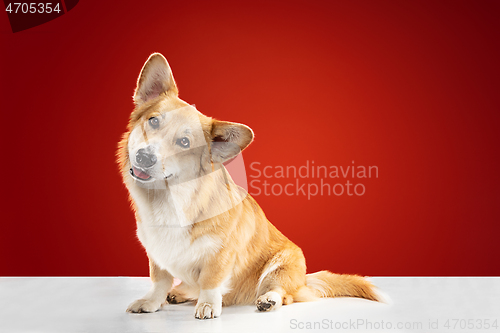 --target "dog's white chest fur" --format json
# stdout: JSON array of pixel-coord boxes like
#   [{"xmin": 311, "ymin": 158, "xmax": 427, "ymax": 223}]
[{"xmin": 132, "ymin": 188, "xmax": 221, "ymax": 287}]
